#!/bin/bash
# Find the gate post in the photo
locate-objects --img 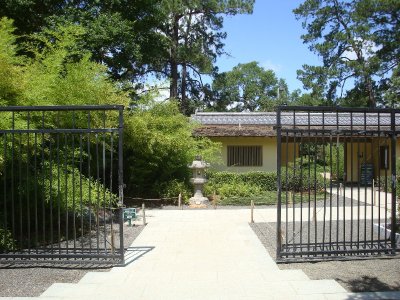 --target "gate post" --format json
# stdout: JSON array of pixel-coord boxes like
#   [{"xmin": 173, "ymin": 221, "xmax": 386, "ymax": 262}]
[
  {"xmin": 276, "ymin": 107, "xmax": 282, "ymax": 260},
  {"xmin": 118, "ymin": 107, "xmax": 125, "ymax": 264},
  {"xmin": 390, "ymin": 111, "xmax": 397, "ymax": 253}
]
